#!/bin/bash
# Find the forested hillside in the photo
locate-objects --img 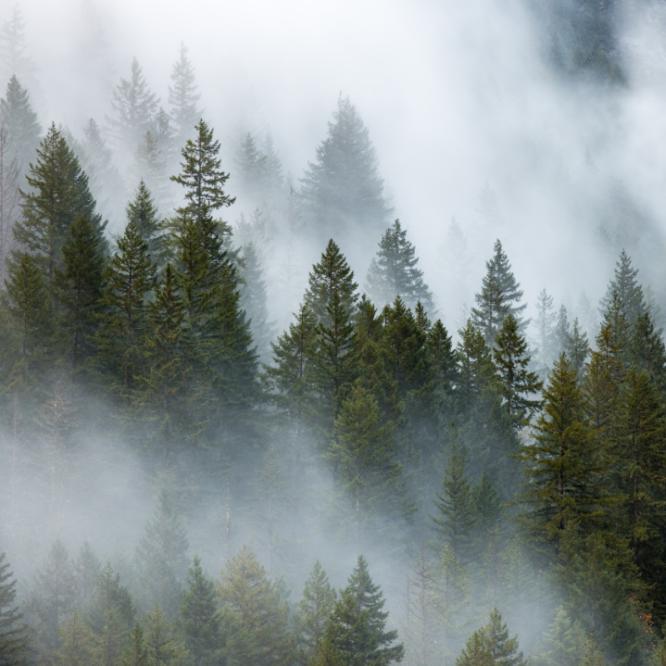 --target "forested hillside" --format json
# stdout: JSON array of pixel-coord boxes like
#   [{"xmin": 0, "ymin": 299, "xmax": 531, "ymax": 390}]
[{"xmin": 1, "ymin": 3, "xmax": 666, "ymax": 666}]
